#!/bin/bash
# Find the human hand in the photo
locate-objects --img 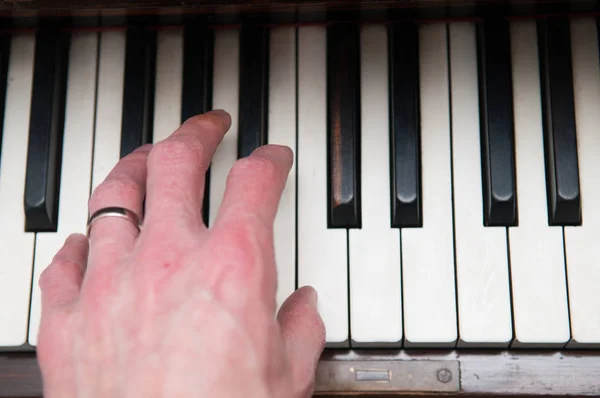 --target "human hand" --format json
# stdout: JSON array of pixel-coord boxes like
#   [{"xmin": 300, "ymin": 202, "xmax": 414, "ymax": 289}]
[{"xmin": 35, "ymin": 110, "xmax": 326, "ymax": 398}]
